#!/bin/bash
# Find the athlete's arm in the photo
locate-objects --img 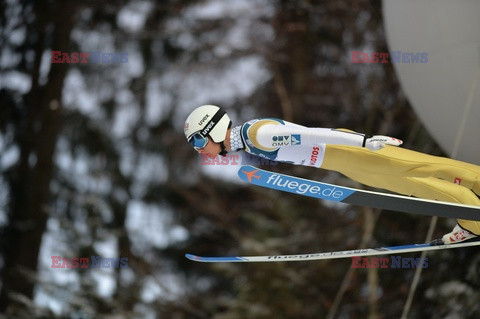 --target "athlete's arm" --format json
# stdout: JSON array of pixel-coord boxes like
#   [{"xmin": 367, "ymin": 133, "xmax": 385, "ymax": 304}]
[{"xmin": 255, "ymin": 121, "xmax": 402, "ymax": 149}]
